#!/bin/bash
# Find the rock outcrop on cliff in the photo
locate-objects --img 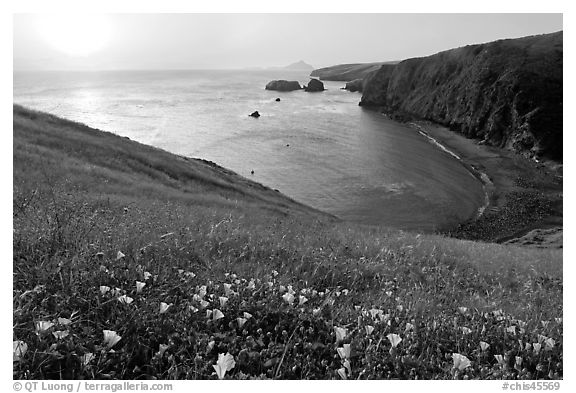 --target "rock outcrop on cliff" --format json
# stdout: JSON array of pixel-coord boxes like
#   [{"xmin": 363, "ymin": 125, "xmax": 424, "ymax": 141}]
[
  {"xmin": 304, "ymin": 79, "xmax": 325, "ymax": 92},
  {"xmin": 344, "ymin": 78, "xmax": 365, "ymax": 92},
  {"xmin": 360, "ymin": 32, "xmax": 563, "ymax": 160},
  {"xmin": 265, "ymin": 80, "xmax": 302, "ymax": 92}
]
